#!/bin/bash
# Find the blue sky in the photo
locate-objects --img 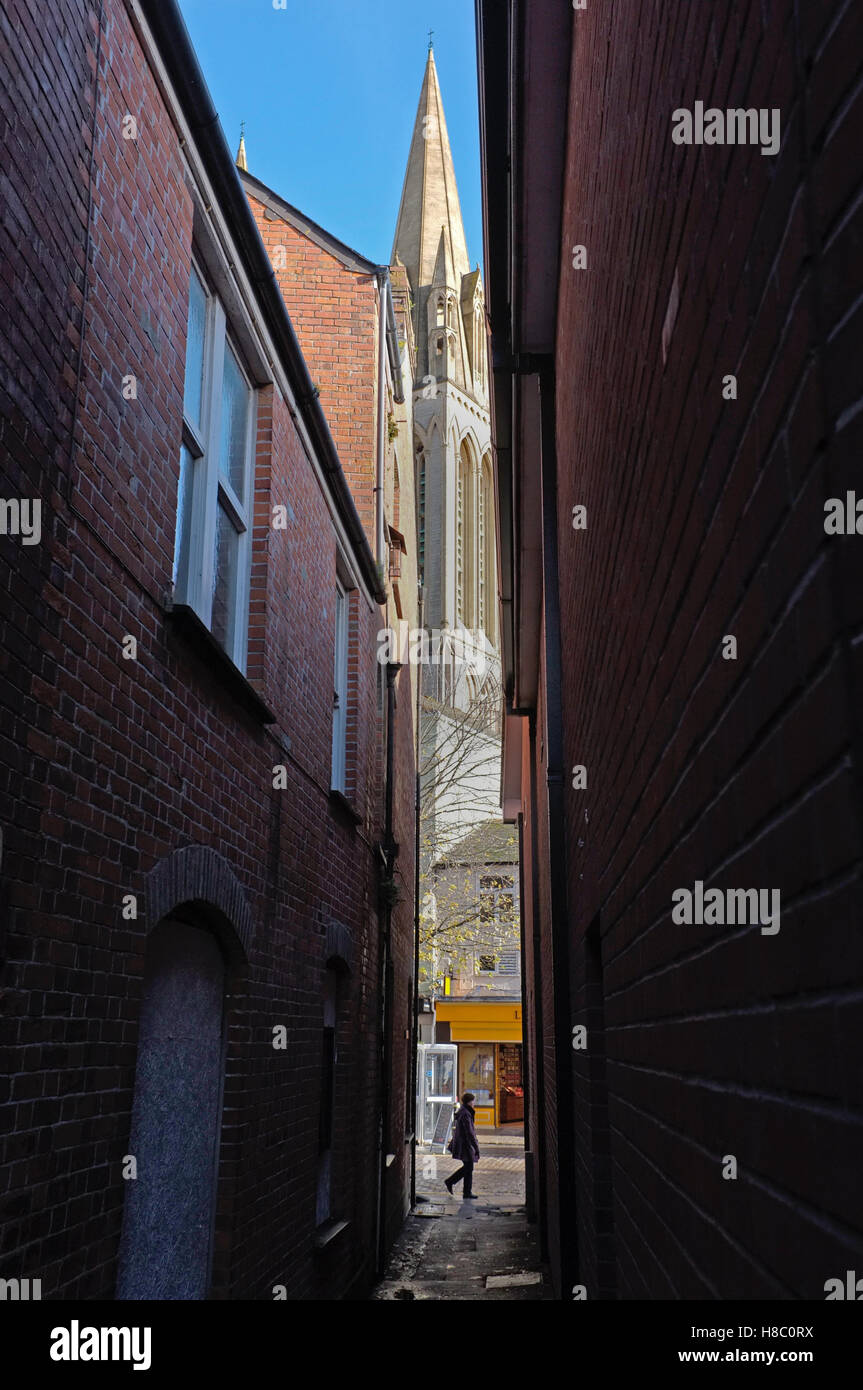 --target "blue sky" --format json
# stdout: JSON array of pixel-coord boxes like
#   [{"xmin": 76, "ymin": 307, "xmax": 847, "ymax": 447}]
[{"xmin": 176, "ymin": 0, "xmax": 483, "ymax": 270}]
